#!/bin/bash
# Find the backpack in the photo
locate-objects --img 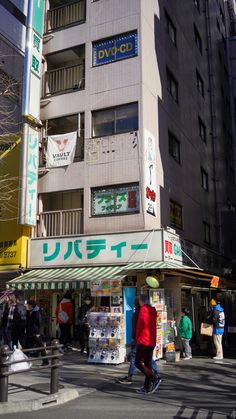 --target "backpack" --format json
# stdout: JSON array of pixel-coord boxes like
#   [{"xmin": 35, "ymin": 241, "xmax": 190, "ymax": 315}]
[
  {"xmin": 58, "ymin": 303, "xmax": 69, "ymax": 323},
  {"xmin": 214, "ymin": 309, "xmax": 225, "ymax": 328}
]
